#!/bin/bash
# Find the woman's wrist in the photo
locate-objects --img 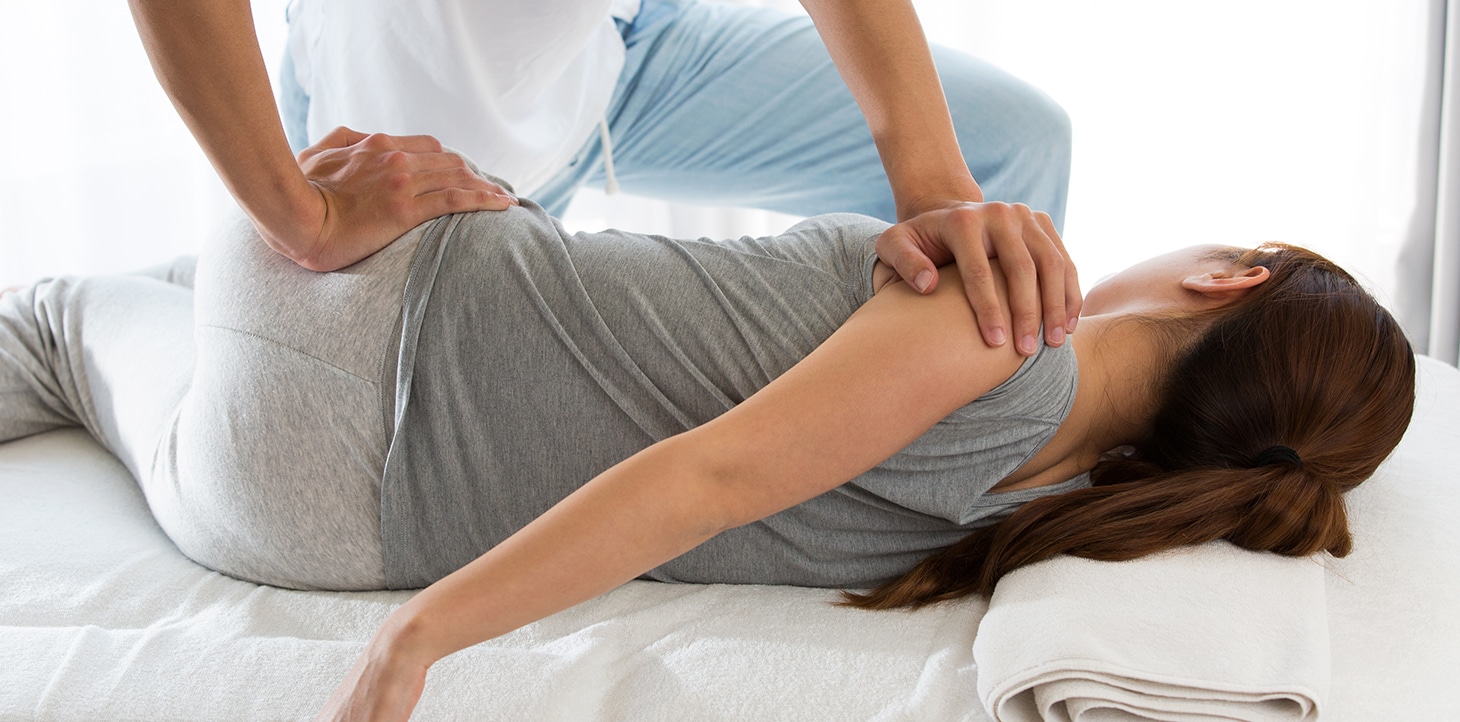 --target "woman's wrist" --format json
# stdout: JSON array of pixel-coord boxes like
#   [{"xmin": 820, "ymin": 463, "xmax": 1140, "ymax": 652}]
[{"xmin": 376, "ymin": 604, "xmax": 450, "ymax": 669}]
